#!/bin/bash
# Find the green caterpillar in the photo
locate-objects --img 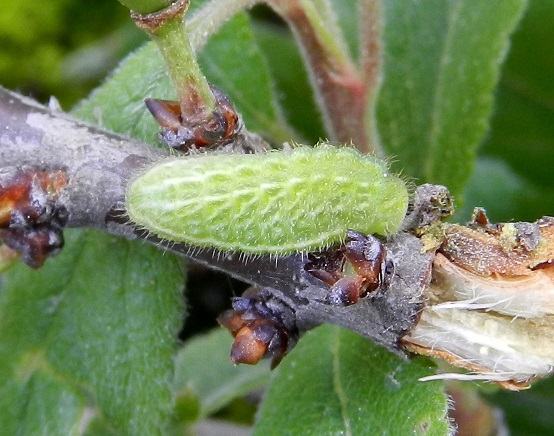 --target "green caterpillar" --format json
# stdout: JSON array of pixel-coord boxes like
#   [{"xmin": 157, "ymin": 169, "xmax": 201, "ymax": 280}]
[{"xmin": 126, "ymin": 144, "xmax": 409, "ymax": 253}]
